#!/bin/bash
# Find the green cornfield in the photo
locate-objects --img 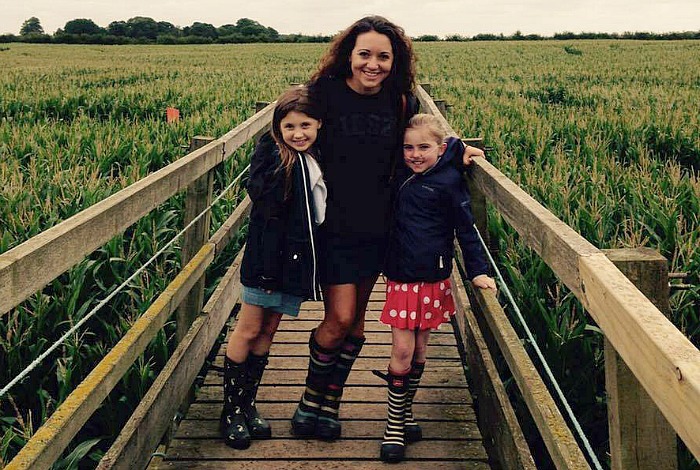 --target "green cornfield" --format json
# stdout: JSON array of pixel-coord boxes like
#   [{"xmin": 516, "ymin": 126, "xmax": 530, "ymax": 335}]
[{"xmin": 1, "ymin": 41, "xmax": 698, "ymax": 468}]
